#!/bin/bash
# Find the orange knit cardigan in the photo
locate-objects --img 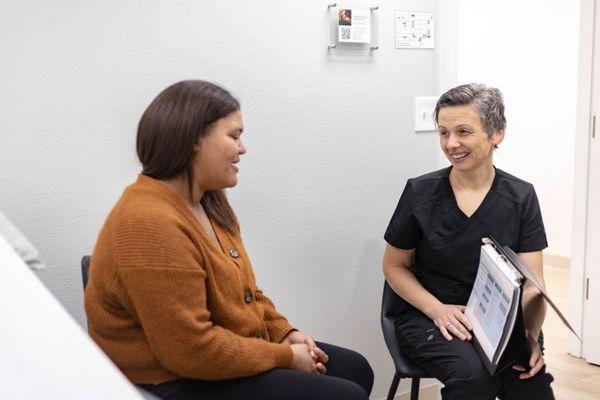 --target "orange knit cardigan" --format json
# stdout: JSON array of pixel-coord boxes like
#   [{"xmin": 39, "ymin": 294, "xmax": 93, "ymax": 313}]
[{"xmin": 84, "ymin": 175, "xmax": 294, "ymax": 384}]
